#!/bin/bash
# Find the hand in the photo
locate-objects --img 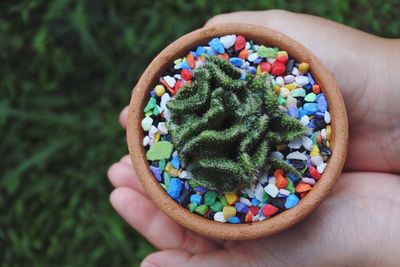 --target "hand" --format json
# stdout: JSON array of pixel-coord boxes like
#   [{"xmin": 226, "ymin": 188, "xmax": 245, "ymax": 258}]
[{"xmin": 108, "ymin": 10, "xmax": 400, "ymax": 266}]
